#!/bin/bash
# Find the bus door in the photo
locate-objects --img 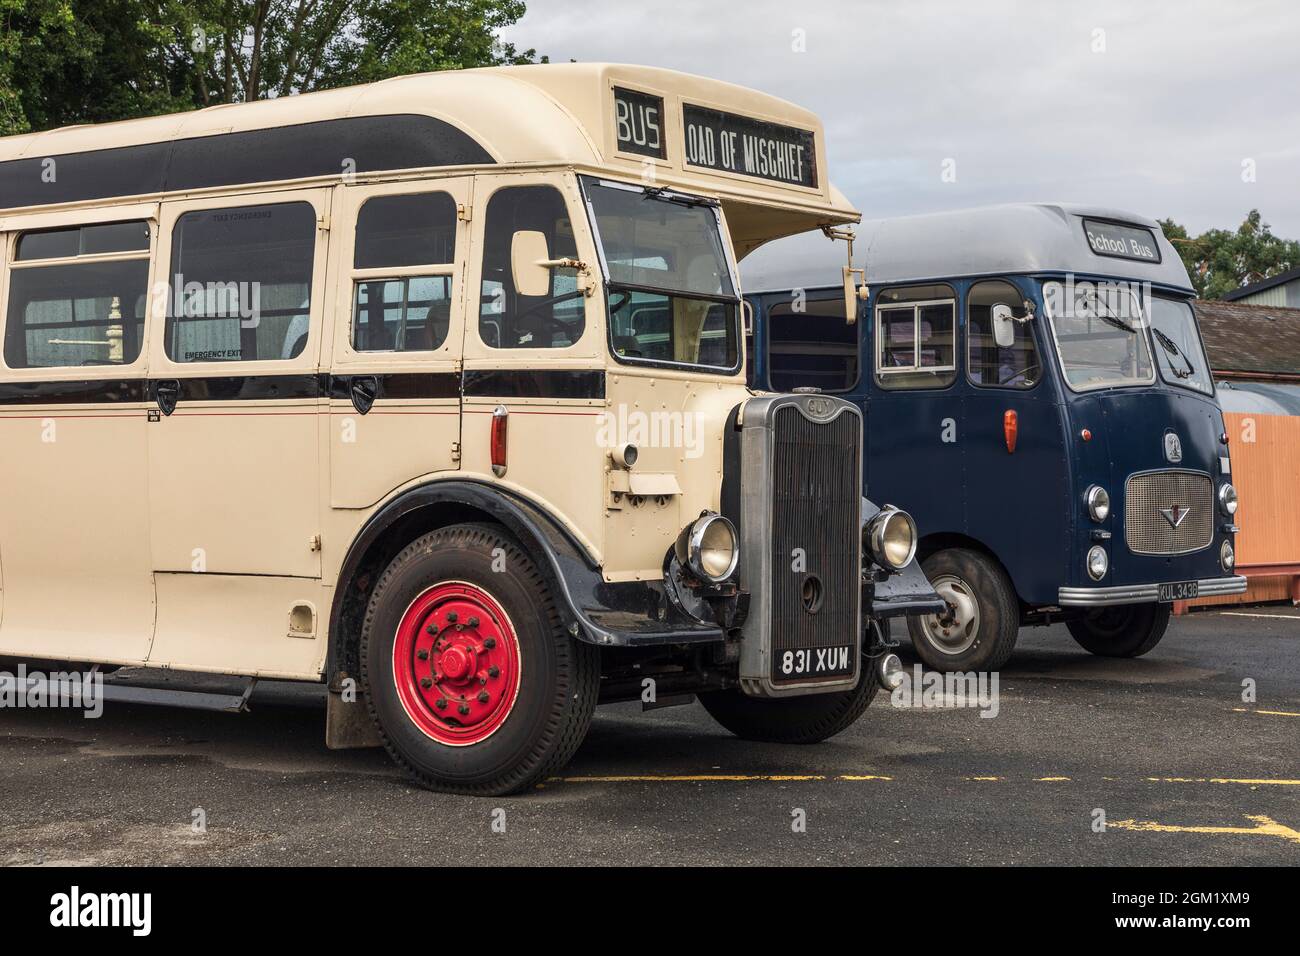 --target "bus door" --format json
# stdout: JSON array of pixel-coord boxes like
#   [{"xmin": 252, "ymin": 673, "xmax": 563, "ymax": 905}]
[
  {"xmin": 326, "ymin": 179, "xmax": 470, "ymax": 510},
  {"xmin": 961, "ymin": 278, "xmax": 1066, "ymax": 597},
  {"xmin": 0, "ymin": 207, "xmax": 159, "ymax": 664},
  {"xmin": 867, "ymin": 283, "xmax": 962, "ymax": 532},
  {"xmin": 144, "ymin": 189, "xmax": 331, "ymax": 675}
]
